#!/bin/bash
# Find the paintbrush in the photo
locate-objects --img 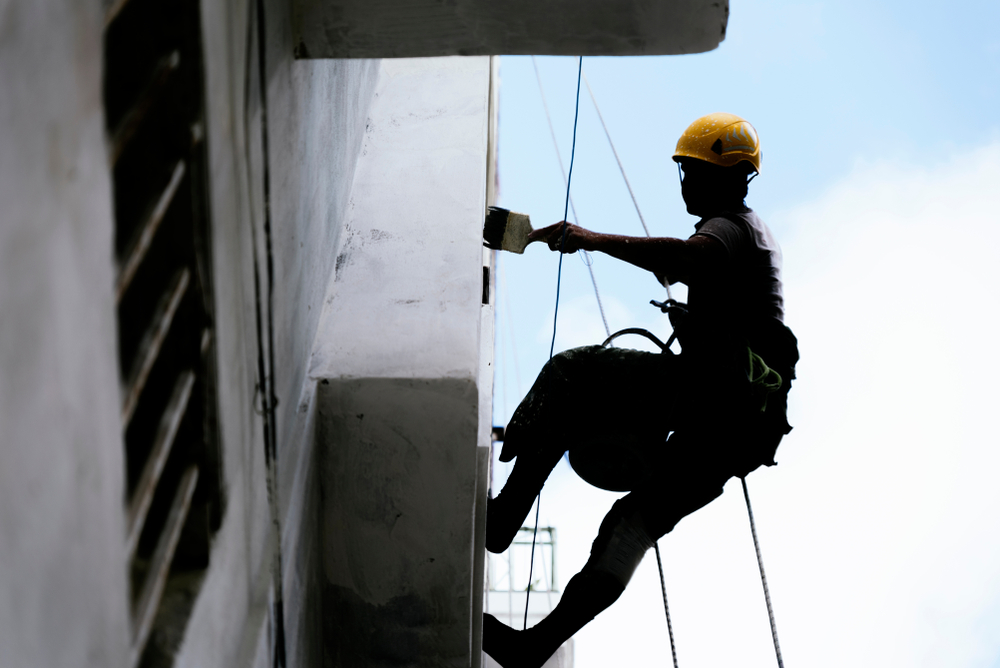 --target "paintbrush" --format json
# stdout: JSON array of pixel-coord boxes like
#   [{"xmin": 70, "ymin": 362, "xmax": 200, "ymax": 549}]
[{"xmin": 483, "ymin": 206, "xmax": 534, "ymax": 254}]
